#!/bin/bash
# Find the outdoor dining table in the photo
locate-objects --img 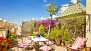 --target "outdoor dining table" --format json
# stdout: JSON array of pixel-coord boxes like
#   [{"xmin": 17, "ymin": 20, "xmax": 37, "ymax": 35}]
[
  {"xmin": 30, "ymin": 36, "xmax": 53, "ymax": 51},
  {"xmin": 30, "ymin": 36, "xmax": 48, "ymax": 42}
]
